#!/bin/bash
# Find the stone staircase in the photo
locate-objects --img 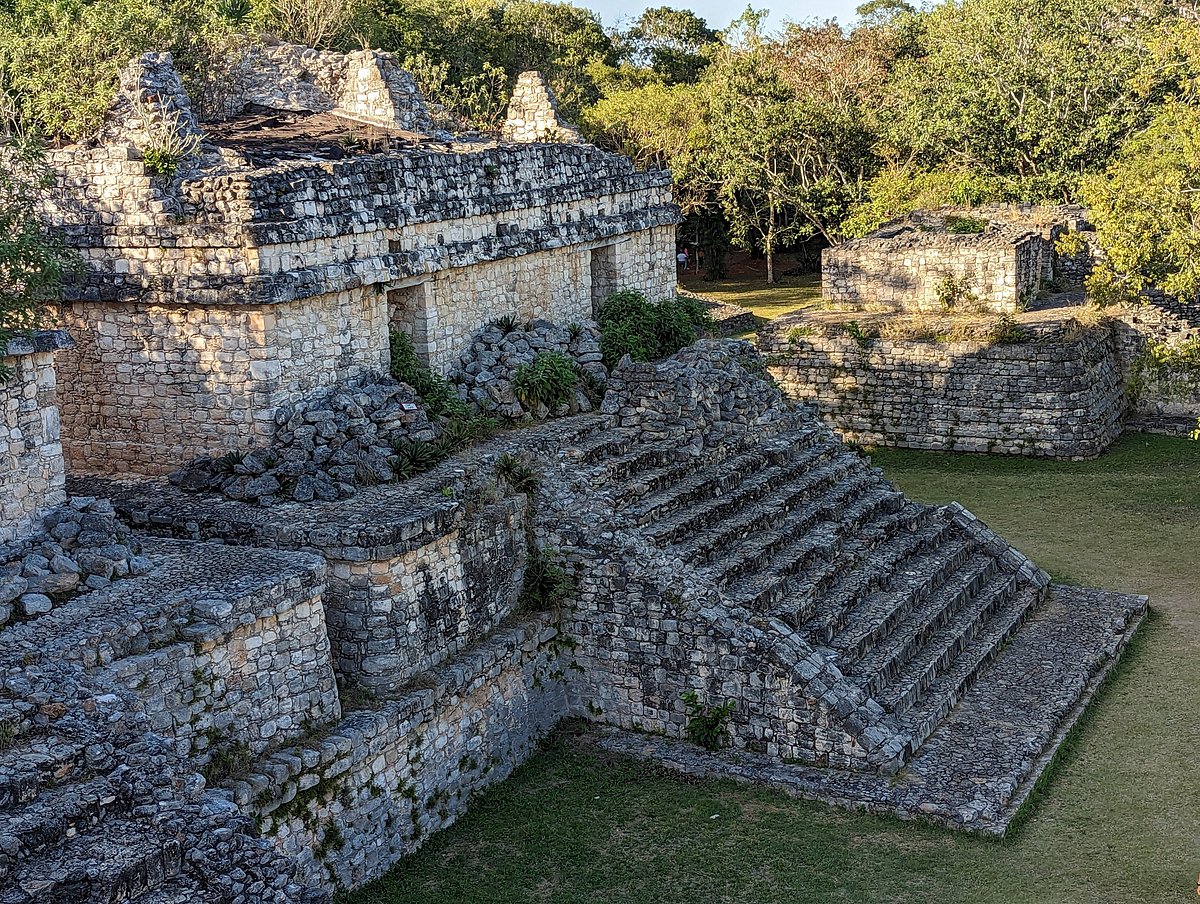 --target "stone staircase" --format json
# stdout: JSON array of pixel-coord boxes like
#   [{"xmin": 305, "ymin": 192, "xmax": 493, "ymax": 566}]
[{"xmin": 574, "ymin": 409, "xmax": 1047, "ymax": 764}]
